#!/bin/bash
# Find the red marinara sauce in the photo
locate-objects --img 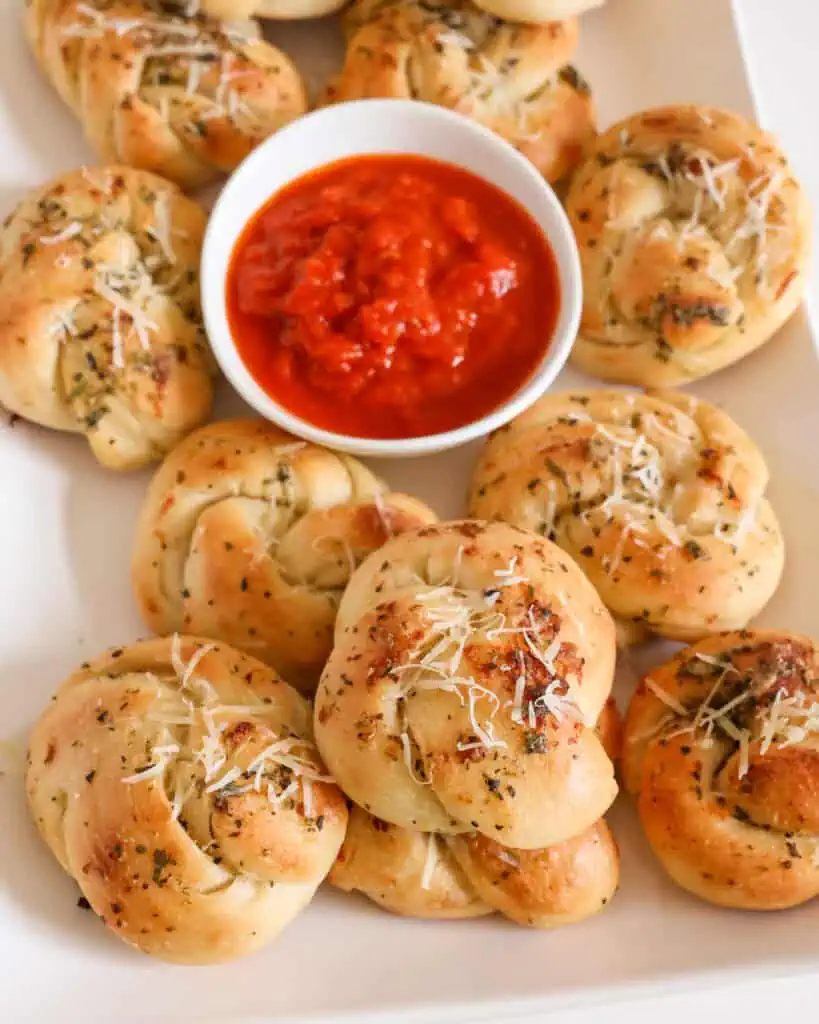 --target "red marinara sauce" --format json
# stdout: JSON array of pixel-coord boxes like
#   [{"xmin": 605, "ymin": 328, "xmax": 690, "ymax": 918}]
[{"xmin": 227, "ymin": 154, "xmax": 561, "ymax": 439}]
